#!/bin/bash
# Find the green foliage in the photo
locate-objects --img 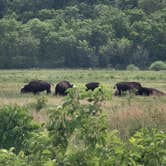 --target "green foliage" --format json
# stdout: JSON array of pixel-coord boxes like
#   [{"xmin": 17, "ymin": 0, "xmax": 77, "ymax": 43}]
[
  {"xmin": 126, "ymin": 64, "xmax": 139, "ymax": 71},
  {"xmin": 0, "ymin": 105, "xmax": 39, "ymax": 153},
  {"xmin": 24, "ymin": 130, "xmax": 56, "ymax": 166},
  {"xmin": 65, "ymin": 130, "xmax": 127, "ymax": 166},
  {"xmin": 0, "ymin": 148, "xmax": 29, "ymax": 166},
  {"xmin": 149, "ymin": 61, "xmax": 166, "ymax": 71},
  {"xmin": 138, "ymin": 0, "xmax": 165, "ymax": 13},
  {"xmin": 129, "ymin": 128, "xmax": 166, "ymax": 165},
  {"xmin": 47, "ymin": 87, "xmax": 112, "ymax": 164}
]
